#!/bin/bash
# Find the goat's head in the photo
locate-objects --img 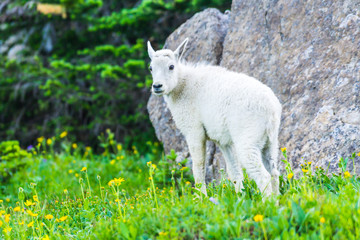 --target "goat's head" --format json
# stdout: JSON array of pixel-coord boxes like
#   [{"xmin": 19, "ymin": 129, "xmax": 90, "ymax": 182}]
[{"xmin": 147, "ymin": 38, "xmax": 188, "ymax": 96}]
